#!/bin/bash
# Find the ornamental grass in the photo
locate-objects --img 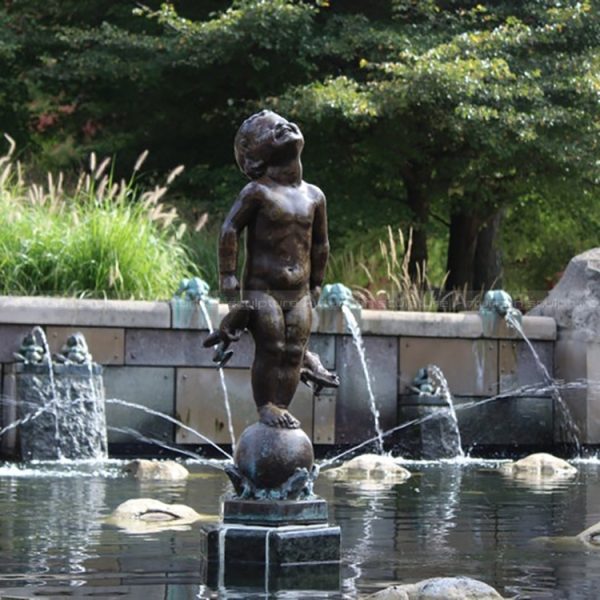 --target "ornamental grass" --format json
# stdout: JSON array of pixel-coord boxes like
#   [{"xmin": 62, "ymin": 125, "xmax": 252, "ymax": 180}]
[{"xmin": 0, "ymin": 136, "xmax": 197, "ymax": 299}]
